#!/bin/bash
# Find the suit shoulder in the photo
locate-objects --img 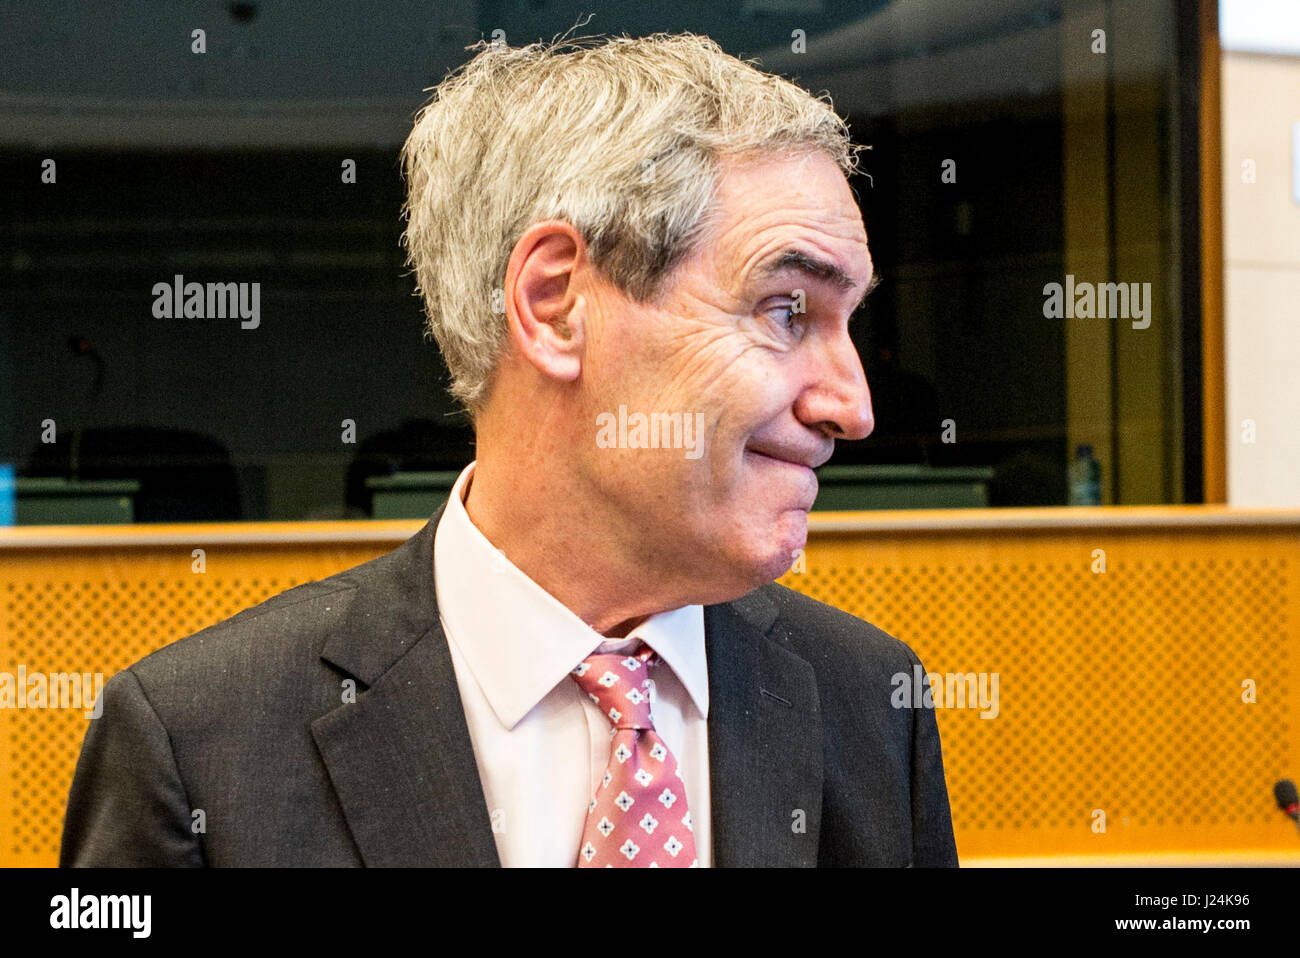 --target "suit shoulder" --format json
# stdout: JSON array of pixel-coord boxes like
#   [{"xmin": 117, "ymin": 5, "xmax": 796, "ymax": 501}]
[{"xmin": 754, "ymin": 581, "xmax": 925, "ymax": 673}]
